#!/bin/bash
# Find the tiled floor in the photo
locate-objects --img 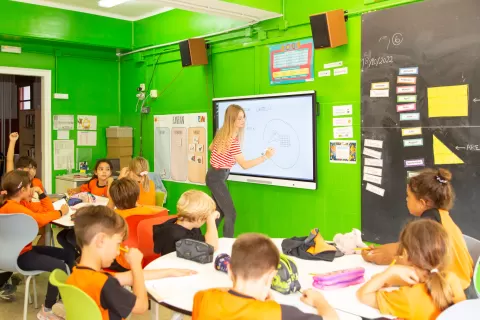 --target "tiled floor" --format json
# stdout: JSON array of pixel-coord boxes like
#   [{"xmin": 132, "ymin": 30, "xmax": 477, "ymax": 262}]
[{"xmin": 0, "ymin": 232, "xmax": 192, "ymax": 320}]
